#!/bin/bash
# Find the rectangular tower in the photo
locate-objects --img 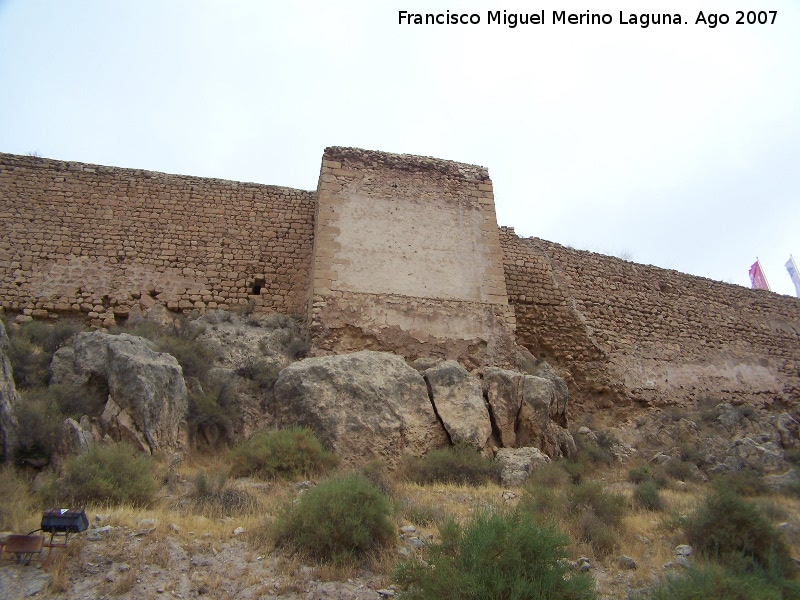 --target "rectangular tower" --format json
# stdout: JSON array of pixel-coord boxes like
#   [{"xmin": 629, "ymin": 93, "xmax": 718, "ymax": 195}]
[{"xmin": 308, "ymin": 147, "xmax": 516, "ymax": 367}]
